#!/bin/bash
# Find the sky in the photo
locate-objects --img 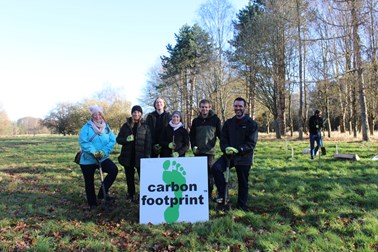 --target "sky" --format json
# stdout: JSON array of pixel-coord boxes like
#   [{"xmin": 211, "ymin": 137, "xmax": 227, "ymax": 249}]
[{"xmin": 0, "ymin": 0, "xmax": 248, "ymax": 121}]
